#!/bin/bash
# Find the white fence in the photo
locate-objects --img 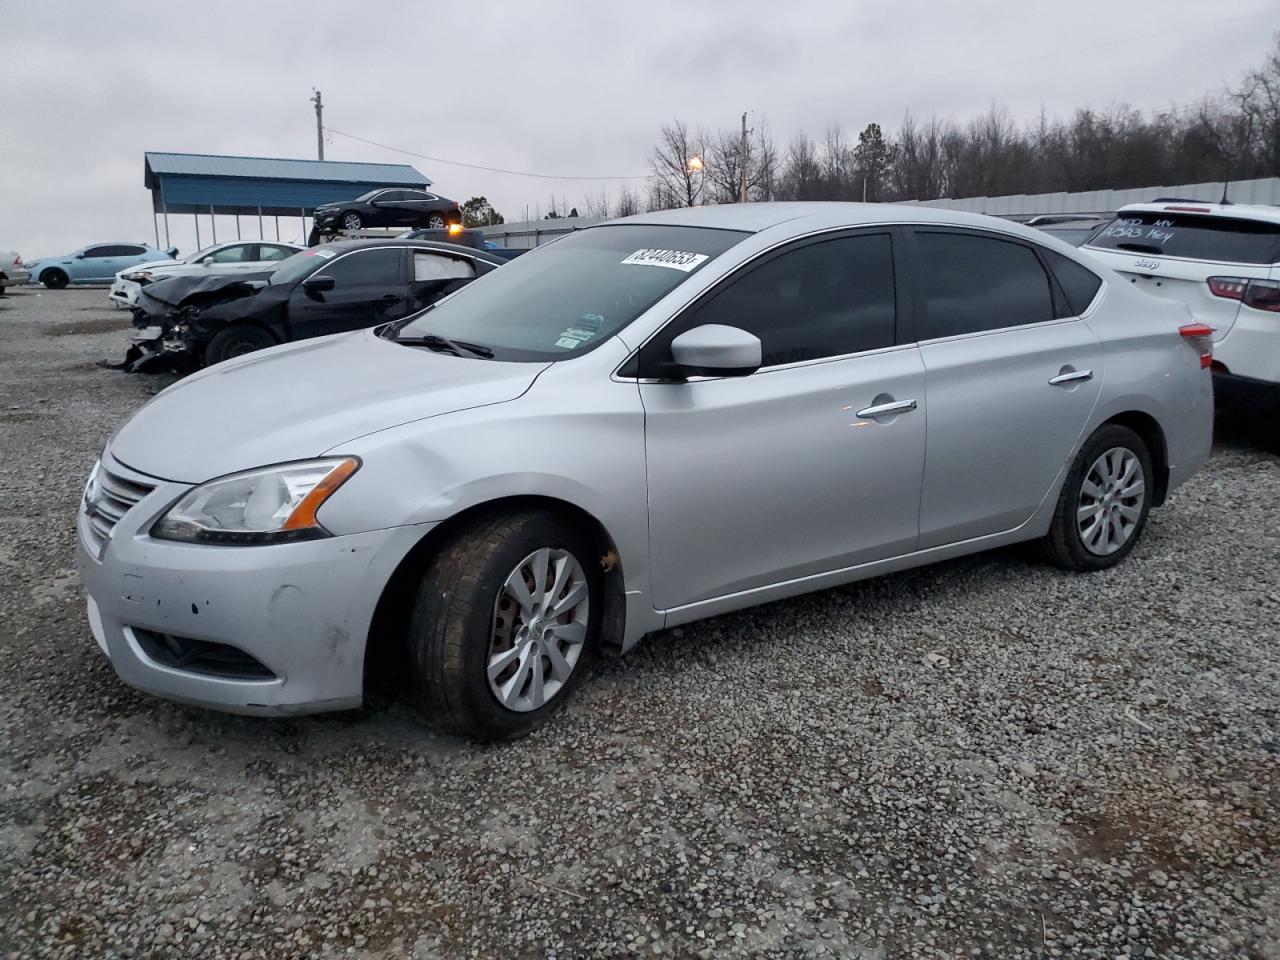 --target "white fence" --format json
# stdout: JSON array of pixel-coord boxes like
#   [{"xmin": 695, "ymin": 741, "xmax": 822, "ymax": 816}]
[{"xmin": 479, "ymin": 178, "xmax": 1280, "ymax": 247}]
